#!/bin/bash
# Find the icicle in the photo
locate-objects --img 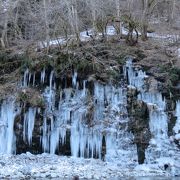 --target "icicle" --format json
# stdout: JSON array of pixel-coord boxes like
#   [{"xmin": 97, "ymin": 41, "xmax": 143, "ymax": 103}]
[
  {"xmin": 0, "ymin": 100, "xmax": 20, "ymax": 154},
  {"xmin": 50, "ymin": 117, "xmax": 60, "ymax": 154},
  {"xmin": 23, "ymin": 69, "xmax": 29, "ymax": 87},
  {"xmin": 43, "ymin": 70, "xmax": 55, "ymax": 113},
  {"xmin": 94, "ymin": 83, "xmax": 105, "ymax": 121},
  {"xmin": 50, "ymin": 71, "xmax": 54, "ymax": 91},
  {"xmin": 72, "ymin": 71, "xmax": 78, "ymax": 88},
  {"xmin": 59, "ymin": 127, "xmax": 66, "ymax": 145},
  {"xmin": 82, "ymin": 80, "xmax": 87, "ymax": 97},
  {"xmin": 42, "ymin": 116, "xmax": 50, "ymax": 152},
  {"xmin": 70, "ymin": 117, "xmax": 80, "ymax": 157},
  {"xmin": 23, "ymin": 108, "xmax": 36, "ymax": 145},
  {"xmin": 41, "ymin": 68, "xmax": 46, "ymax": 84},
  {"xmin": 173, "ymin": 101, "xmax": 180, "ymax": 141}
]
